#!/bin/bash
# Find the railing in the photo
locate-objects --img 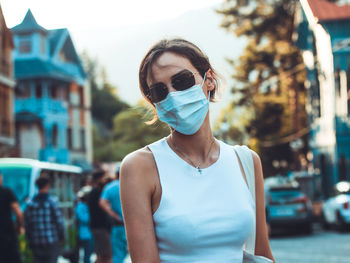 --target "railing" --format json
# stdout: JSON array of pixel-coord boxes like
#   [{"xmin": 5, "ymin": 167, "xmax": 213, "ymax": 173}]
[
  {"xmin": 39, "ymin": 147, "xmax": 70, "ymax": 164},
  {"xmin": 15, "ymin": 98, "xmax": 68, "ymax": 116}
]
